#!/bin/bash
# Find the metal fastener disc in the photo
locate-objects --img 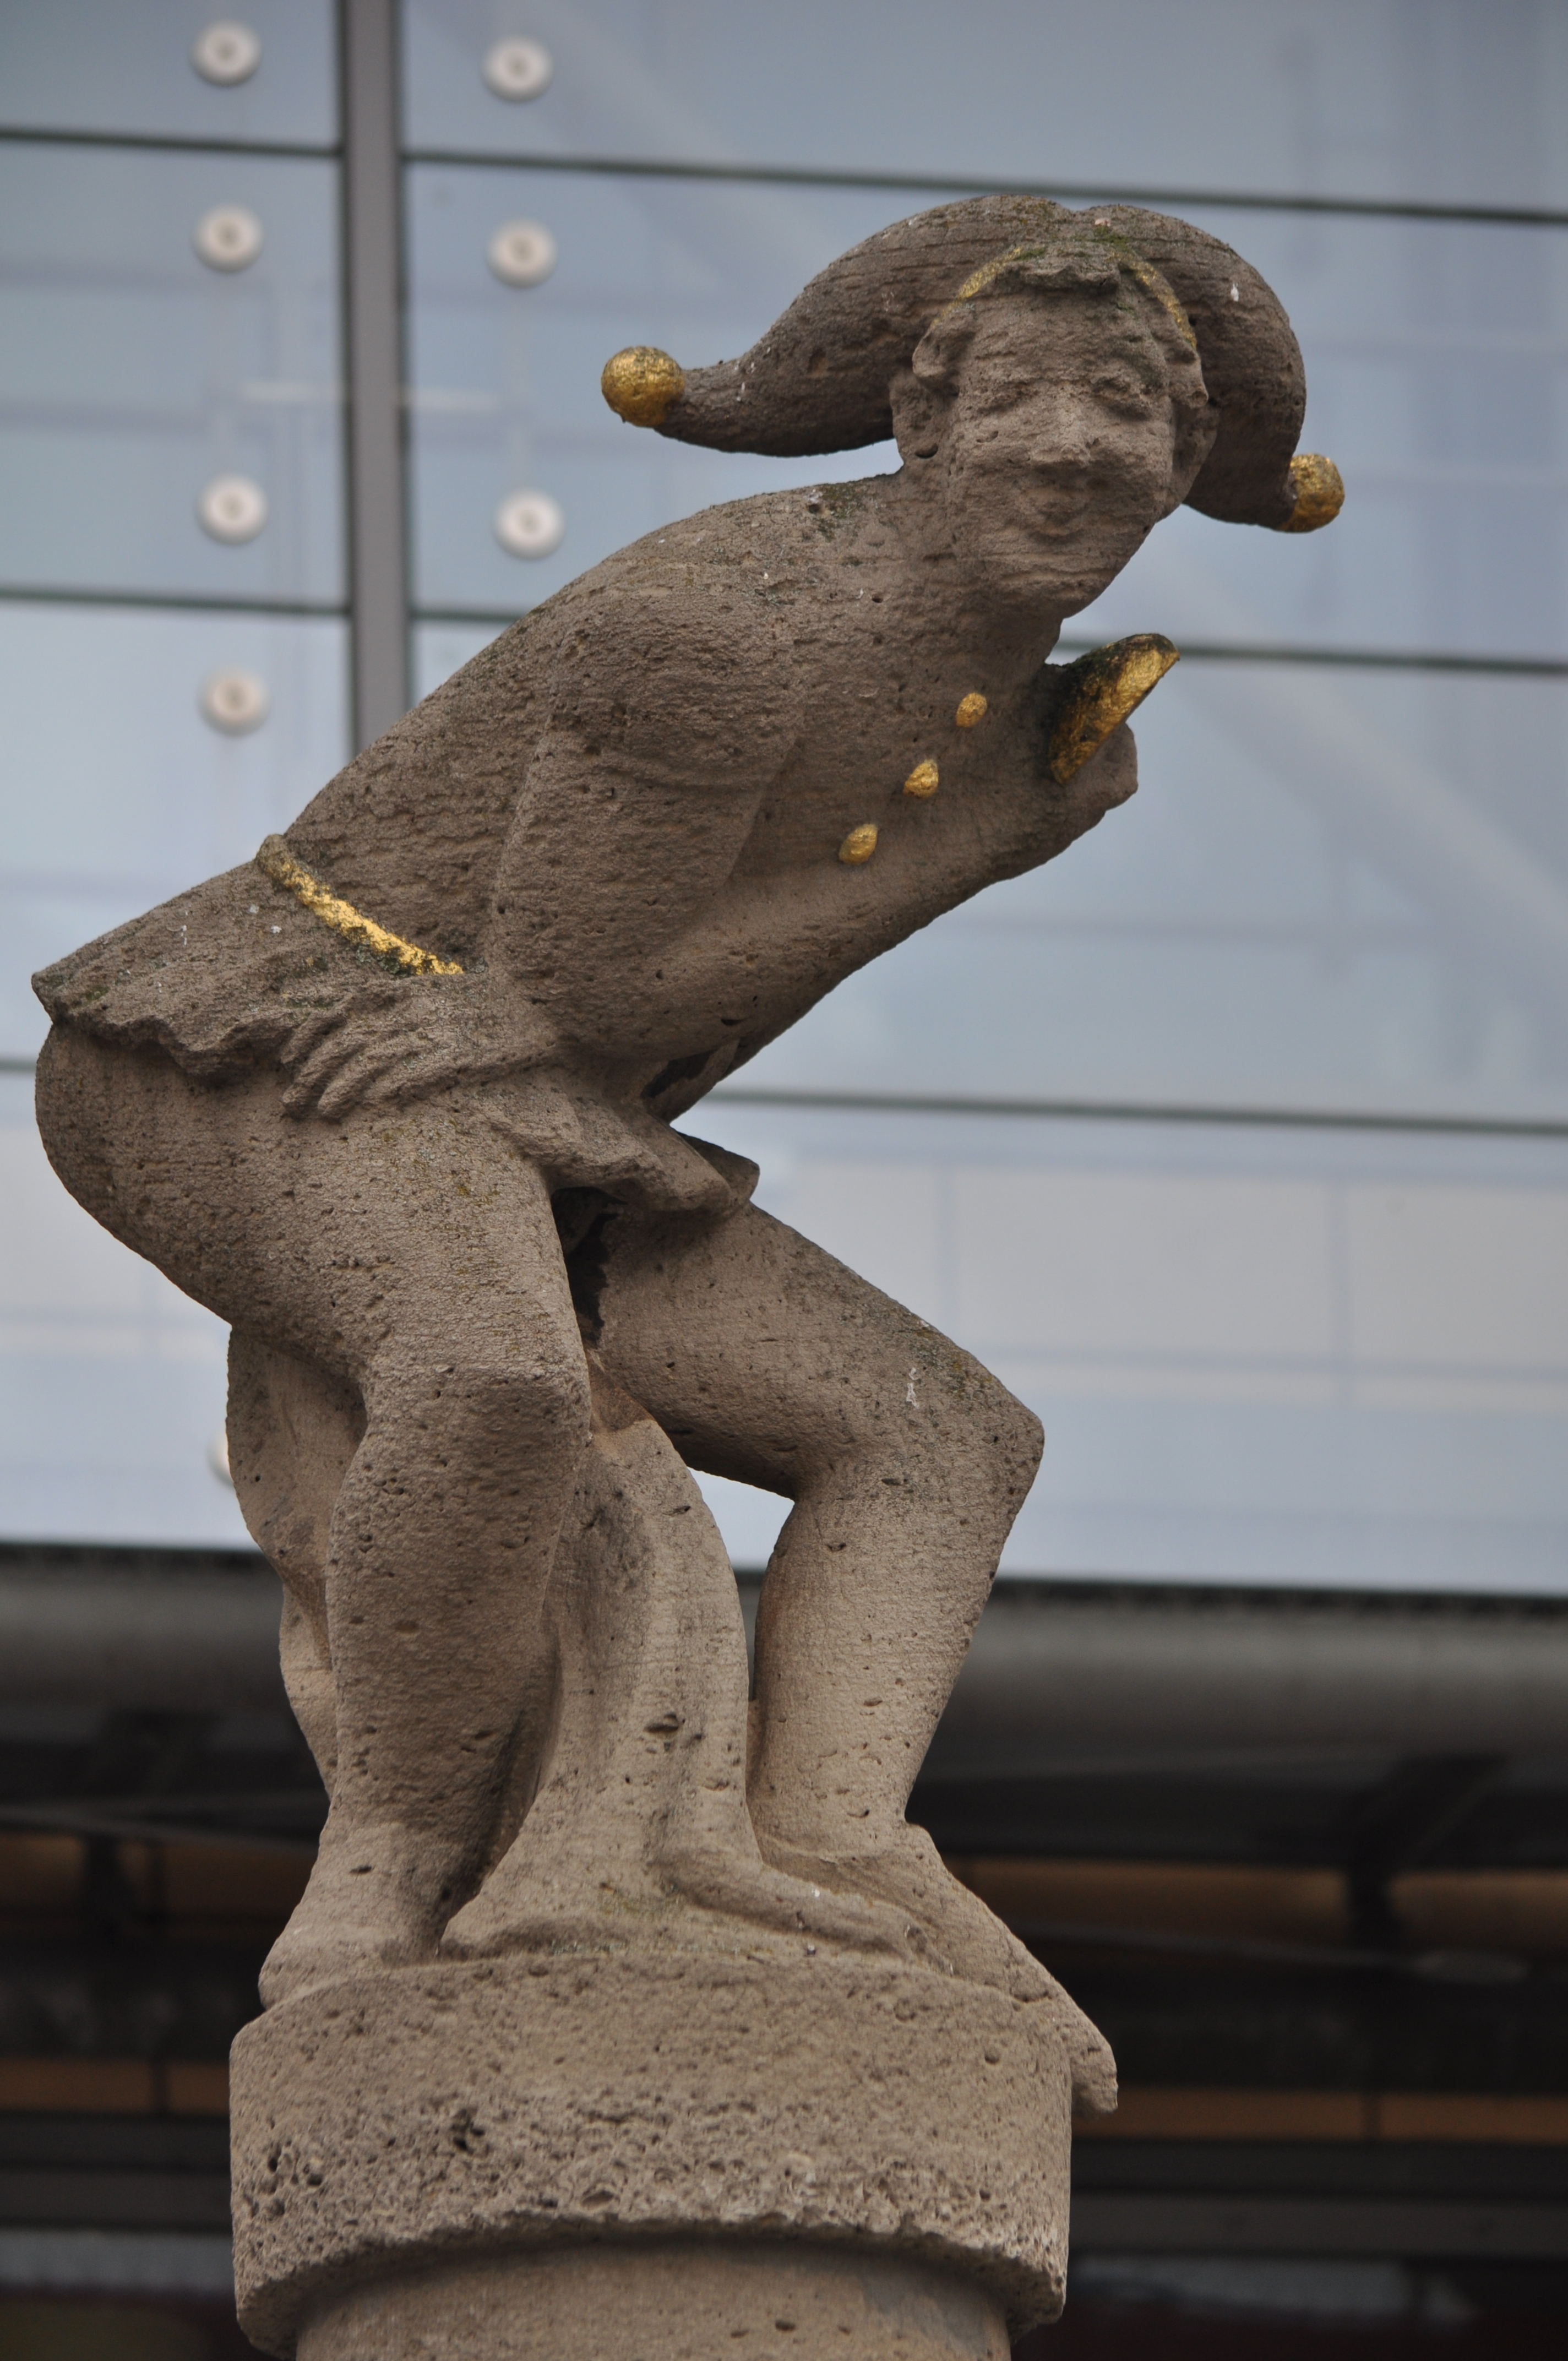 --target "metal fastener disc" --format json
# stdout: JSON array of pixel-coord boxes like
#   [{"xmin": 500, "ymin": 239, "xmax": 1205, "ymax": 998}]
[
  {"xmin": 200, "ymin": 669, "xmax": 269, "ymax": 733},
  {"xmin": 192, "ymin": 21, "xmax": 262, "ymax": 84},
  {"xmin": 487, "ymin": 219, "xmax": 558, "ymax": 287},
  {"xmin": 482, "ymin": 37, "xmax": 553, "ymax": 101},
  {"xmin": 198, "ymin": 474, "xmax": 268, "ymax": 543},
  {"xmin": 193, "ymin": 205, "xmax": 264, "ymax": 271},
  {"xmin": 494, "ymin": 490, "xmax": 565, "ymax": 558}
]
